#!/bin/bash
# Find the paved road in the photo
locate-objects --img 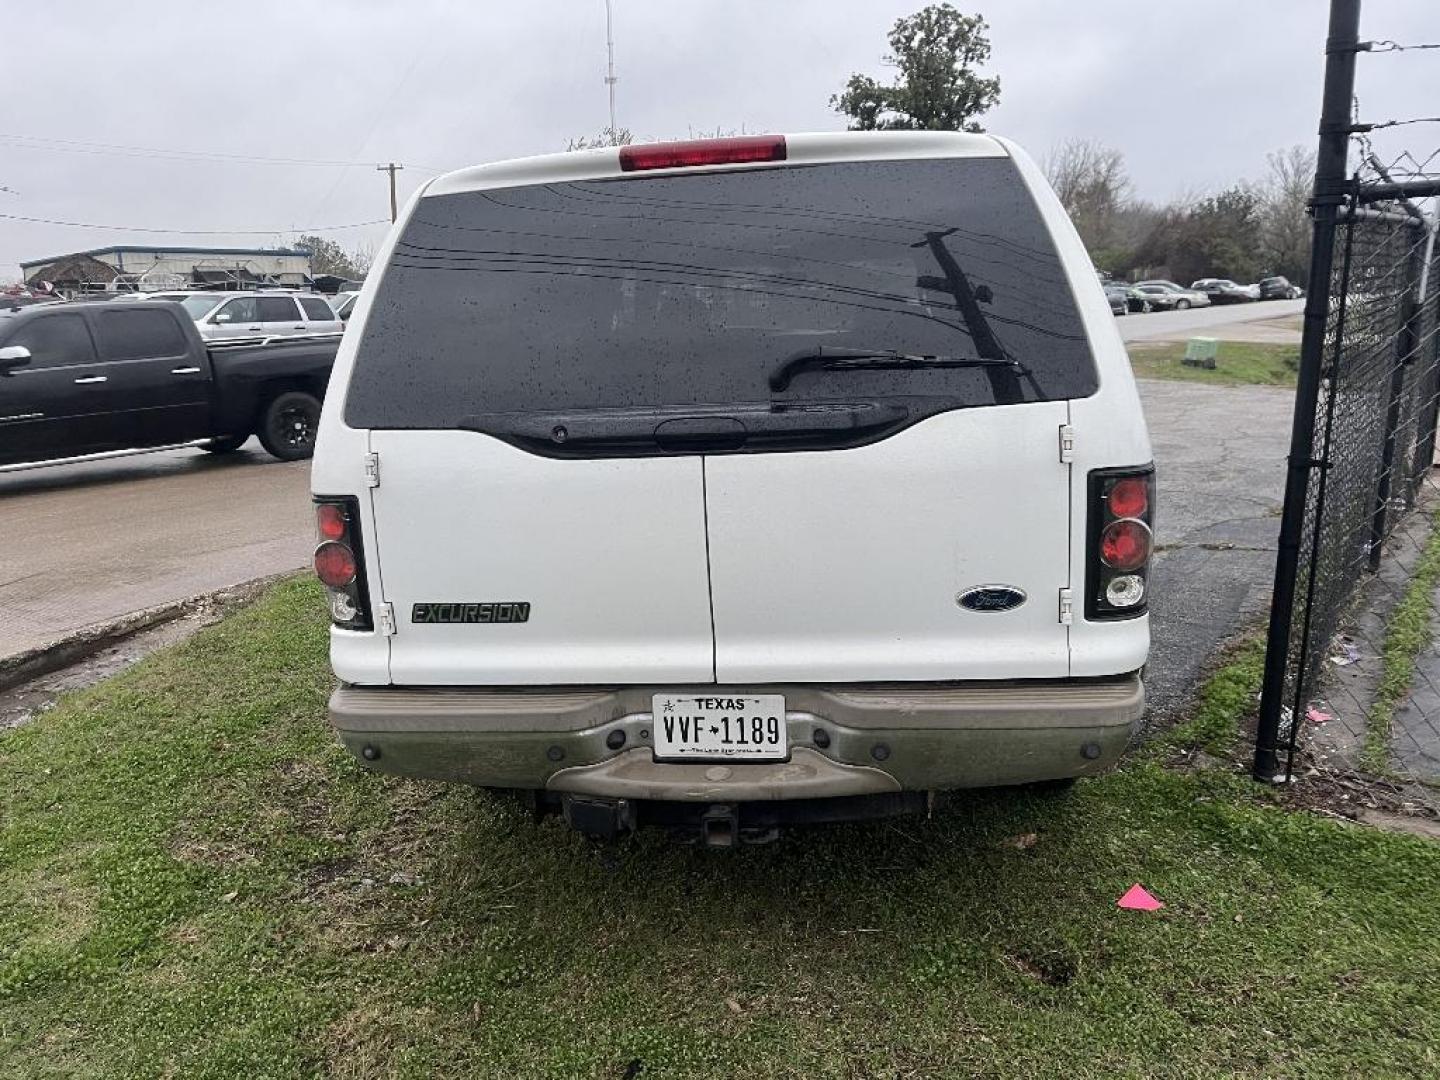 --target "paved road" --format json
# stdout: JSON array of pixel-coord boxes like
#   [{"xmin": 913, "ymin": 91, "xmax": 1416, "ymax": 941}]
[
  {"xmin": 1118, "ymin": 298, "xmax": 1304, "ymax": 342},
  {"xmin": 0, "ymin": 438, "xmax": 311, "ymax": 658}
]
